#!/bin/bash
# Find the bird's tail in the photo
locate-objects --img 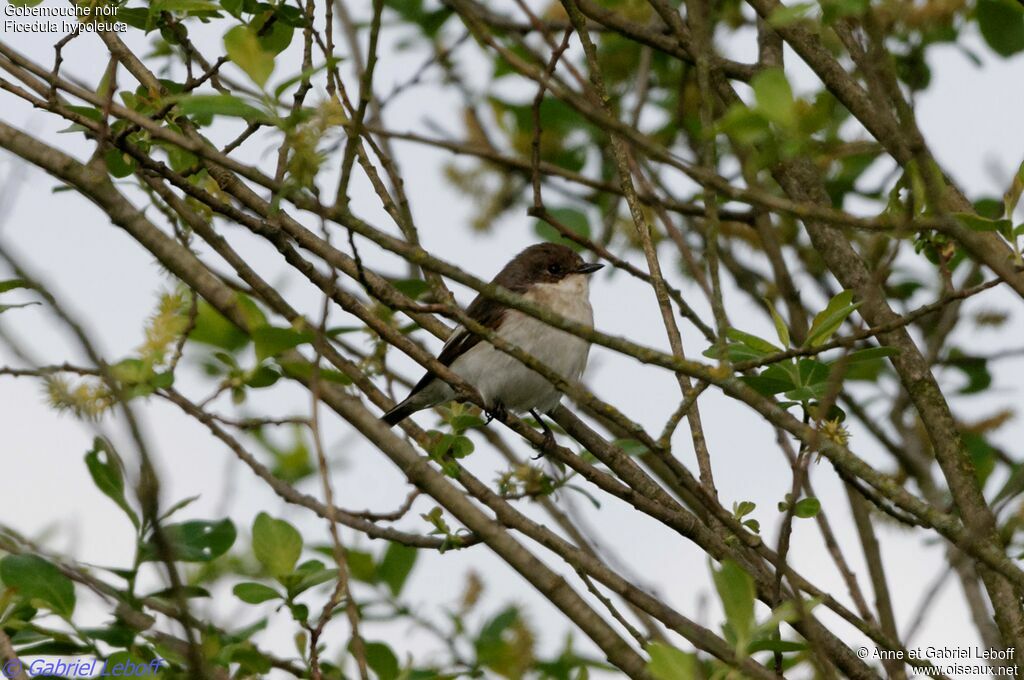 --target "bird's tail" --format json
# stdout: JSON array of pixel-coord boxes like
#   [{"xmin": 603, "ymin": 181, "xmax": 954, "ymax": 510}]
[{"xmin": 381, "ymin": 398, "xmax": 418, "ymax": 427}]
